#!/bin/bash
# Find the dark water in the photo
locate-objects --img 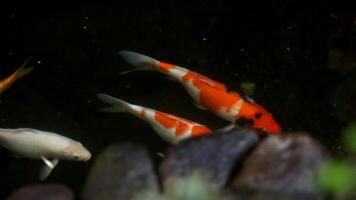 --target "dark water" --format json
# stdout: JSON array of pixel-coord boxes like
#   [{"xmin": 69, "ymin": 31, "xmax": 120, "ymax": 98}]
[{"xmin": 0, "ymin": 1, "xmax": 354, "ymax": 198}]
